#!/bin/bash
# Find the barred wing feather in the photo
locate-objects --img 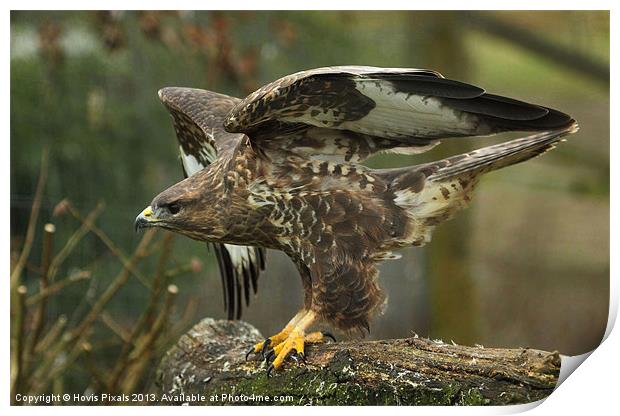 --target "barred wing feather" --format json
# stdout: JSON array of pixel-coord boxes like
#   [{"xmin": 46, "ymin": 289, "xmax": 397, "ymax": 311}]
[{"xmin": 159, "ymin": 87, "xmax": 266, "ymax": 319}]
